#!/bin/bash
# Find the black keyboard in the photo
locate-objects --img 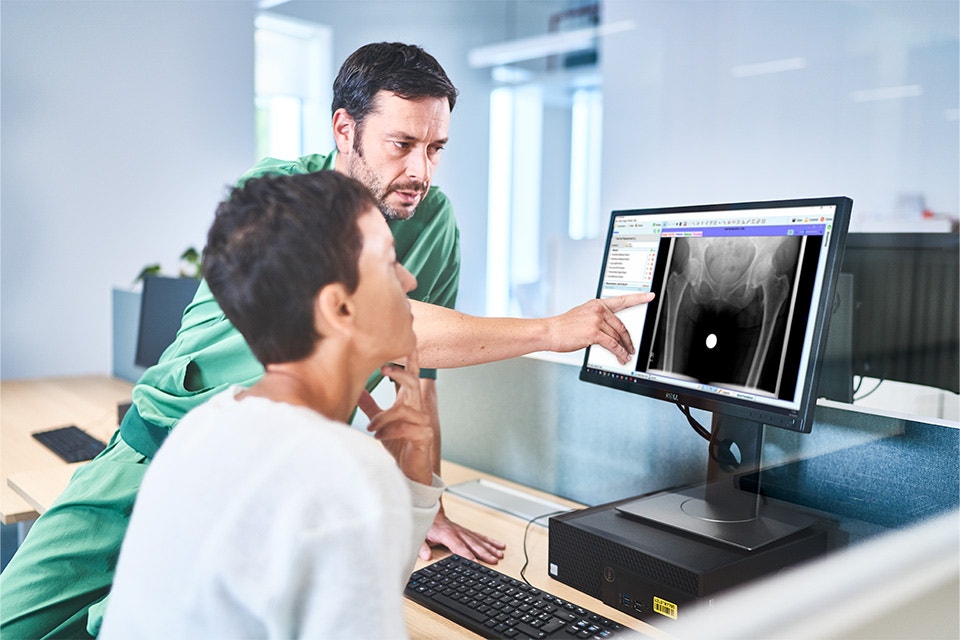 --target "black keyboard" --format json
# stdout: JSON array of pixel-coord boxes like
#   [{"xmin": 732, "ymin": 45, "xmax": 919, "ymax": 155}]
[
  {"xmin": 32, "ymin": 426, "xmax": 106, "ymax": 463},
  {"xmin": 405, "ymin": 554, "xmax": 631, "ymax": 639}
]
